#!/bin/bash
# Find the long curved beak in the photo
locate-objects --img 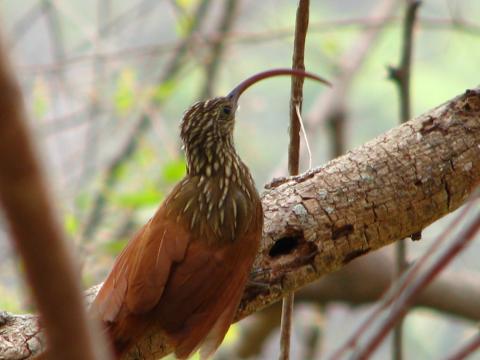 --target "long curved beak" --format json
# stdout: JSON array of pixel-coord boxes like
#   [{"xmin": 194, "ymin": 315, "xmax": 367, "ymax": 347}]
[{"xmin": 227, "ymin": 68, "xmax": 331, "ymax": 104}]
